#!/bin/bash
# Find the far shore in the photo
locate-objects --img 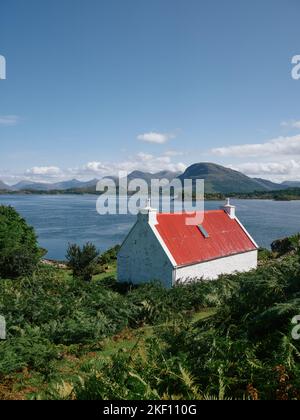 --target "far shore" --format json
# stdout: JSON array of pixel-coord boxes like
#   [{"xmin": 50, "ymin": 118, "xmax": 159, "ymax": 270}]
[{"xmin": 1, "ymin": 190, "xmax": 300, "ymax": 201}]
